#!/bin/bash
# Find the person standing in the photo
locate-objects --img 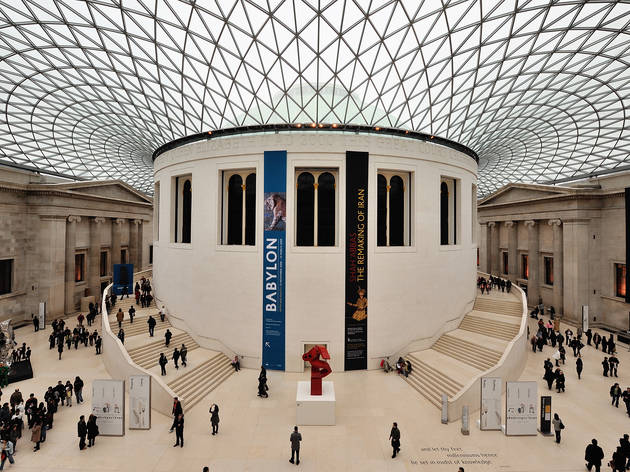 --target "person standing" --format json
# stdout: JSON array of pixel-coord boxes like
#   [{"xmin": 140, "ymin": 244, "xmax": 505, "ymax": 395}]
[
  {"xmin": 611, "ymin": 383, "xmax": 622, "ymax": 407},
  {"xmin": 0, "ymin": 439, "xmax": 14, "ymax": 469},
  {"xmin": 169, "ymin": 397, "xmax": 183, "ymax": 433},
  {"xmin": 173, "ymin": 414, "xmax": 184, "ymax": 448},
  {"xmin": 95, "ymin": 336, "xmax": 102, "ymax": 355},
  {"xmin": 593, "ymin": 332, "xmax": 601, "ymax": 350},
  {"xmin": 210, "ymin": 404, "xmax": 219, "ymax": 435},
  {"xmin": 31, "ymin": 419, "xmax": 42, "ymax": 451},
  {"xmin": 128, "ymin": 306, "xmax": 135, "ymax": 324},
  {"xmin": 552, "ymin": 413, "xmax": 564, "ymax": 443},
  {"xmin": 602, "ymin": 336, "xmax": 608, "ymax": 354},
  {"xmin": 57, "ymin": 341, "xmax": 63, "ymax": 361},
  {"xmin": 147, "ymin": 316, "xmax": 156, "ymax": 337},
  {"xmin": 32, "ymin": 314, "xmax": 39, "ymax": 332},
  {"xmin": 164, "ymin": 329, "xmax": 172, "ymax": 347},
  {"xmin": 623, "ymin": 388, "xmax": 630, "ymax": 417},
  {"xmin": 576, "ymin": 356, "xmax": 583, "ymax": 379},
  {"xmin": 180, "ymin": 345, "xmax": 187, "ymax": 367},
  {"xmin": 612, "ymin": 446, "xmax": 626, "ymax": 472},
  {"xmin": 87, "ymin": 414, "xmax": 98, "ymax": 447},
  {"xmin": 77, "ymin": 415, "xmax": 87, "ymax": 450},
  {"xmin": 159, "ymin": 353, "xmax": 168, "ymax": 376},
  {"xmin": 602, "ymin": 357, "xmax": 610, "ymax": 377},
  {"xmin": 172, "ymin": 348, "xmax": 180, "ymax": 370},
  {"xmin": 586, "ymin": 329, "xmax": 593, "ymax": 346},
  {"xmin": 389, "ymin": 422, "xmax": 401, "ymax": 458},
  {"xmin": 117, "ymin": 328, "xmax": 125, "ymax": 345},
  {"xmin": 116, "ymin": 309, "xmax": 124, "ymax": 329},
  {"xmin": 609, "ymin": 355, "xmax": 620, "ymax": 377},
  {"xmin": 620, "ymin": 434, "xmax": 630, "ymax": 470},
  {"xmin": 74, "ymin": 377, "xmax": 84, "ymax": 404},
  {"xmin": 585, "ymin": 438, "xmax": 604, "ymax": 472},
  {"xmin": 289, "ymin": 426, "xmax": 301, "ymax": 465}
]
